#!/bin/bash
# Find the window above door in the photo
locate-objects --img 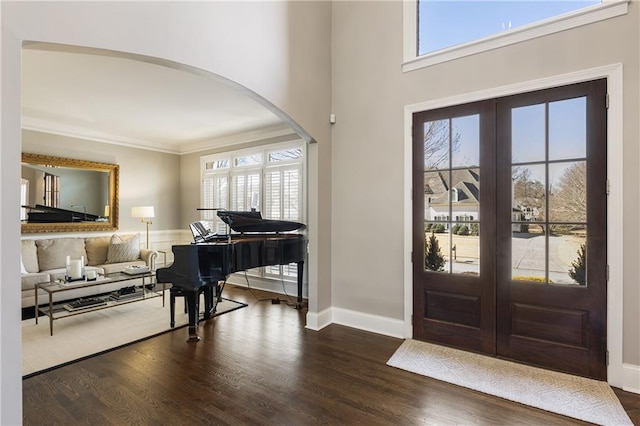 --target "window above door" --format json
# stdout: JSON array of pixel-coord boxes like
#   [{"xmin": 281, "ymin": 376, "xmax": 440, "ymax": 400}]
[{"xmin": 403, "ymin": 0, "xmax": 629, "ymax": 72}]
